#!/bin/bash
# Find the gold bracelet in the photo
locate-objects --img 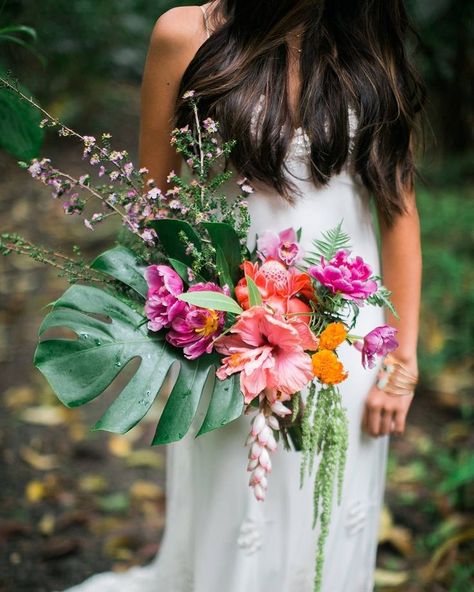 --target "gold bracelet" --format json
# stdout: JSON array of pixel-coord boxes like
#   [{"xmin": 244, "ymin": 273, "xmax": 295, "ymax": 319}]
[{"xmin": 376, "ymin": 354, "xmax": 419, "ymax": 397}]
